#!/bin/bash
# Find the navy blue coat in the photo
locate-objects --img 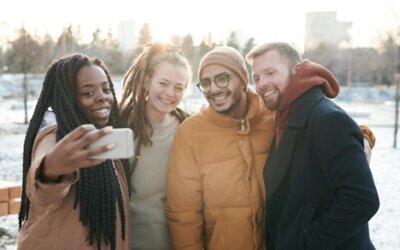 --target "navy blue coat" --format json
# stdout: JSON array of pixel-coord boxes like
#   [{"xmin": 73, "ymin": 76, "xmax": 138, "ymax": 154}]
[{"xmin": 264, "ymin": 87, "xmax": 379, "ymax": 250}]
